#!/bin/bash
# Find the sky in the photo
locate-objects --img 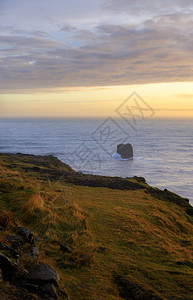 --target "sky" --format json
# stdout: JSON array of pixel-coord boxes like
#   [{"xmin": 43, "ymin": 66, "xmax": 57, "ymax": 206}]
[{"xmin": 0, "ymin": 0, "xmax": 193, "ymax": 118}]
